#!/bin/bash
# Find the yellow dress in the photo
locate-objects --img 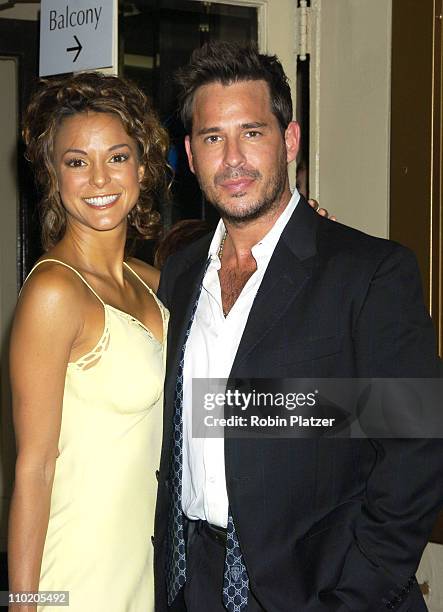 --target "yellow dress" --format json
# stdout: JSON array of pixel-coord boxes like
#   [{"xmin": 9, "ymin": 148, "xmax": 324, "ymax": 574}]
[{"xmin": 26, "ymin": 259, "xmax": 168, "ymax": 612}]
